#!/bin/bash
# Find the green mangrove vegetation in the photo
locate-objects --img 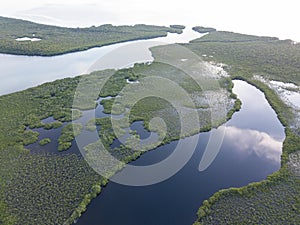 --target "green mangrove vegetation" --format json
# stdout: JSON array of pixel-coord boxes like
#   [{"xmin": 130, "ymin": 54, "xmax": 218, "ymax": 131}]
[
  {"xmin": 187, "ymin": 30, "xmax": 300, "ymax": 85},
  {"xmin": 4, "ymin": 150, "xmax": 105, "ymax": 225},
  {"xmin": 39, "ymin": 138, "xmax": 51, "ymax": 146},
  {"xmin": 101, "ymin": 60, "xmax": 237, "ymax": 143},
  {"xmin": 188, "ymin": 31, "xmax": 300, "ymax": 224},
  {"xmin": 43, "ymin": 121, "xmax": 63, "ymax": 130},
  {"xmin": 170, "ymin": 25, "xmax": 186, "ymax": 30},
  {"xmin": 0, "ymin": 16, "xmax": 183, "ymax": 56},
  {"xmin": 58, "ymin": 123, "xmax": 83, "ymax": 151},
  {"xmin": 22, "ymin": 130, "xmax": 40, "ymax": 146},
  {"xmin": 192, "ymin": 26, "xmax": 216, "ymax": 33},
  {"xmin": 2, "ymin": 21, "xmax": 299, "ymax": 225},
  {"xmin": 0, "ymin": 33, "xmax": 240, "ymax": 224},
  {"xmin": 0, "ymin": 72, "xmax": 107, "ymax": 224}
]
